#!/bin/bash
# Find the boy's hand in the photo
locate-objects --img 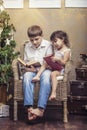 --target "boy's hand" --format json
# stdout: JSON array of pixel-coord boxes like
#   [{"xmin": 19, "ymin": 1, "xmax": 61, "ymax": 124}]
[{"xmin": 24, "ymin": 65, "xmax": 37, "ymax": 72}]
